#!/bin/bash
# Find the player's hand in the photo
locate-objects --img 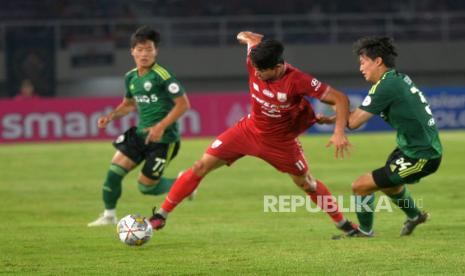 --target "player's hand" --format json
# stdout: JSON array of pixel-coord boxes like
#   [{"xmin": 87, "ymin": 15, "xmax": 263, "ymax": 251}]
[
  {"xmin": 326, "ymin": 132, "xmax": 351, "ymax": 159},
  {"xmin": 237, "ymin": 31, "xmax": 263, "ymax": 45},
  {"xmin": 144, "ymin": 124, "xmax": 165, "ymax": 144},
  {"xmin": 97, "ymin": 116, "xmax": 111, "ymax": 128},
  {"xmin": 316, "ymin": 113, "xmax": 336, "ymax": 125}
]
